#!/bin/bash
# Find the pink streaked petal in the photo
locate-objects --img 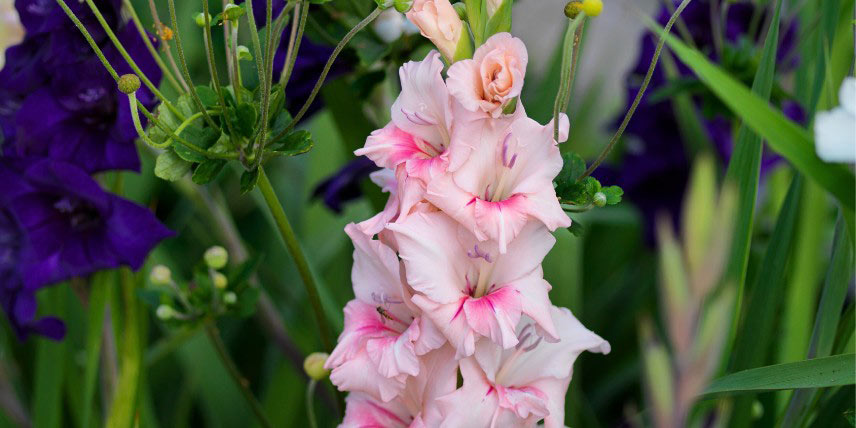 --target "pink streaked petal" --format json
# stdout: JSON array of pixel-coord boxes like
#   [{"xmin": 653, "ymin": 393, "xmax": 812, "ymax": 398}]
[
  {"xmin": 357, "ymin": 123, "xmax": 434, "ymax": 171},
  {"xmin": 424, "ymin": 174, "xmax": 483, "ymax": 240},
  {"xmin": 412, "ymin": 294, "xmax": 477, "ymax": 358},
  {"xmin": 508, "ymin": 116, "xmax": 564, "ymax": 196},
  {"xmin": 414, "ymin": 314, "xmax": 447, "ymax": 355},
  {"xmin": 391, "ymin": 51, "xmax": 453, "ymax": 147},
  {"xmin": 436, "ymin": 358, "xmax": 500, "ymax": 428},
  {"xmin": 402, "ymin": 345, "xmax": 459, "ymax": 425},
  {"xmin": 524, "ymin": 188, "xmax": 571, "ymax": 231},
  {"xmin": 472, "ymin": 195, "xmax": 530, "ymax": 253},
  {"xmin": 366, "ymin": 321, "xmax": 421, "ymax": 378},
  {"xmin": 527, "ymin": 377, "xmax": 571, "ymax": 428},
  {"xmin": 388, "ymin": 212, "xmax": 469, "ymax": 304},
  {"xmin": 329, "ymin": 347, "xmax": 408, "ymax": 402},
  {"xmin": 327, "ymin": 301, "xmax": 396, "ymax": 369},
  {"xmin": 497, "ymin": 385, "xmax": 550, "ymax": 420},
  {"xmin": 463, "ymin": 286, "xmax": 523, "ymax": 349},
  {"xmin": 341, "ymin": 393, "xmax": 412, "ymax": 428}
]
